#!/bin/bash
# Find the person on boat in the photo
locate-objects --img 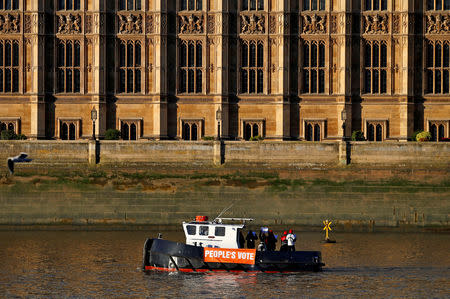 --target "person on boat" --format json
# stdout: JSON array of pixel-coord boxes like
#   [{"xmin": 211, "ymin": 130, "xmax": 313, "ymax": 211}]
[
  {"xmin": 286, "ymin": 229, "xmax": 297, "ymax": 252},
  {"xmin": 267, "ymin": 230, "xmax": 277, "ymax": 251},
  {"xmin": 246, "ymin": 230, "xmax": 258, "ymax": 249},
  {"xmin": 280, "ymin": 231, "xmax": 288, "ymax": 251},
  {"xmin": 238, "ymin": 230, "xmax": 245, "ymax": 248}
]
